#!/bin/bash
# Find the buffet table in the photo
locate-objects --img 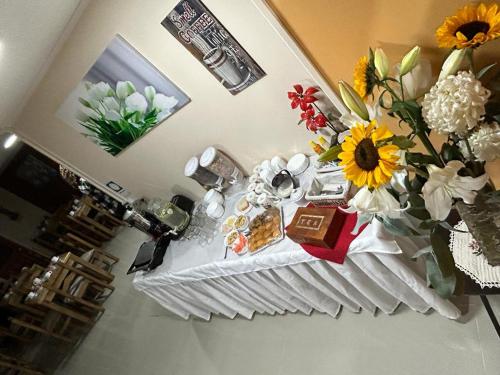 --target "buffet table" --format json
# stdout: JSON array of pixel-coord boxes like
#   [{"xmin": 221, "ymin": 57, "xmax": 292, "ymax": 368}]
[{"xmin": 133, "ymin": 172, "xmax": 461, "ymax": 321}]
